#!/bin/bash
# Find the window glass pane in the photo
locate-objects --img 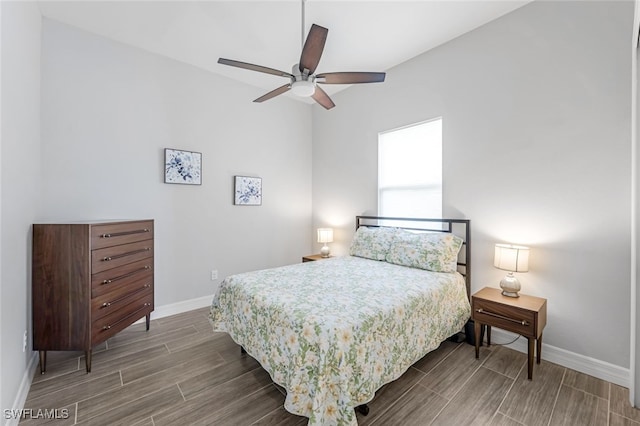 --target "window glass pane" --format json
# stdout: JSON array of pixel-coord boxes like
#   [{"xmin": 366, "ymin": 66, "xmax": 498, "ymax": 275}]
[
  {"xmin": 379, "ymin": 188, "xmax": 442, "ymax": 218},
  {"xmin": 378, "ymin": 118, "xmax": 442, "ymax": 218},
  {"xmin": 379, "ymin": 119, "xmax": 441, "ymax": 187}
]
